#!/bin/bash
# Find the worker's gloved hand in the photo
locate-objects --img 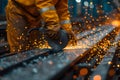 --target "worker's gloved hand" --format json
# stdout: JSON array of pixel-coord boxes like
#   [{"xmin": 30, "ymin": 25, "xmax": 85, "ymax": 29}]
[
  {"xmin": 68, "ymin": 31, "xmax": 77, "ymax": 46},
  {"xmin": 46, "ymin": 30, "xmax": 60, "ymax": 40}
]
